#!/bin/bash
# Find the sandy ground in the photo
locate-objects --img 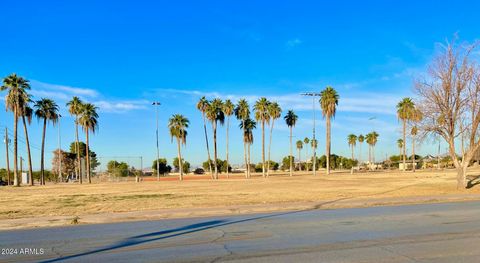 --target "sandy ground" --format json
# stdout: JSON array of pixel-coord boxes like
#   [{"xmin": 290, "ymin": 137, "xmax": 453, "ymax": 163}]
[{"xmin": 1, "ymin": 168, "xmax": 480, "ymax": 230}]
